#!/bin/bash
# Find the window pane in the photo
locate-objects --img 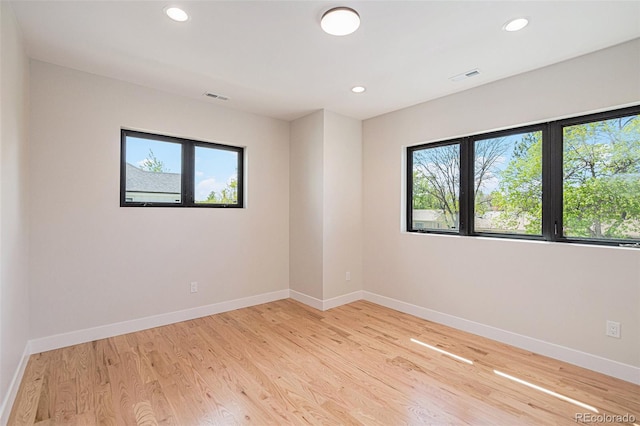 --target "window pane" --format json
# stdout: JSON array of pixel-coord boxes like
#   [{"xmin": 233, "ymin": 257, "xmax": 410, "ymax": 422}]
[
  {"xmin": 474, "ymin": 131, "xmax": 542, "ymax": 235},
  {"xmin": 194, "ymin": 146, "xmax": 240, "ymax": 205},
  {"xmin": 412, "ymin": 144, "xmax": 460, "ymax": 231},
  {"xmin": 563, "ymin": 114, "xmax": 640, "ymax": 240},
  {"xmin": 125, "ymin": 137, "xmax": 182, "ymax": 203}
]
